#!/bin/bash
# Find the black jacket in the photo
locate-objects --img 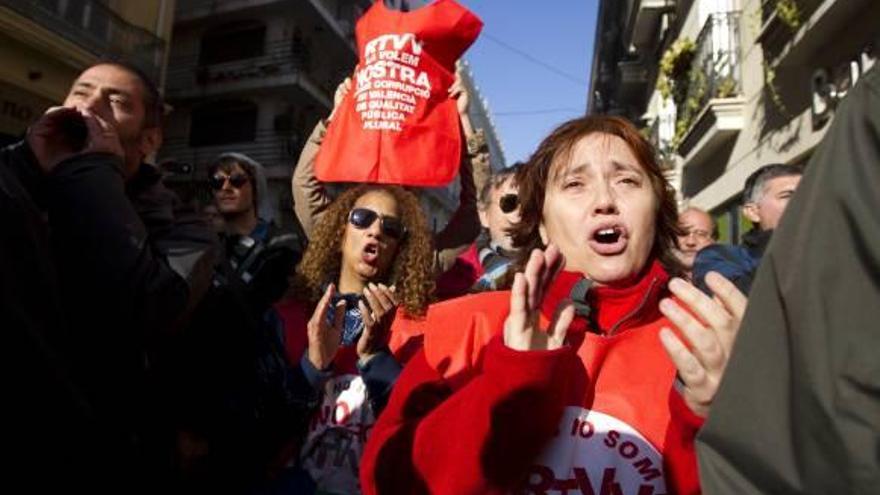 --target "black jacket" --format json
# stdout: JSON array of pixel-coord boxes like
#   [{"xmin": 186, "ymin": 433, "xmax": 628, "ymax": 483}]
[
  {"xmin": 169, "ymin": 220, "xmax": 305, "ymax": 491},
  {"xmin": 1, "ymin": 142, "xmax": 216, "ymax": 491}
]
